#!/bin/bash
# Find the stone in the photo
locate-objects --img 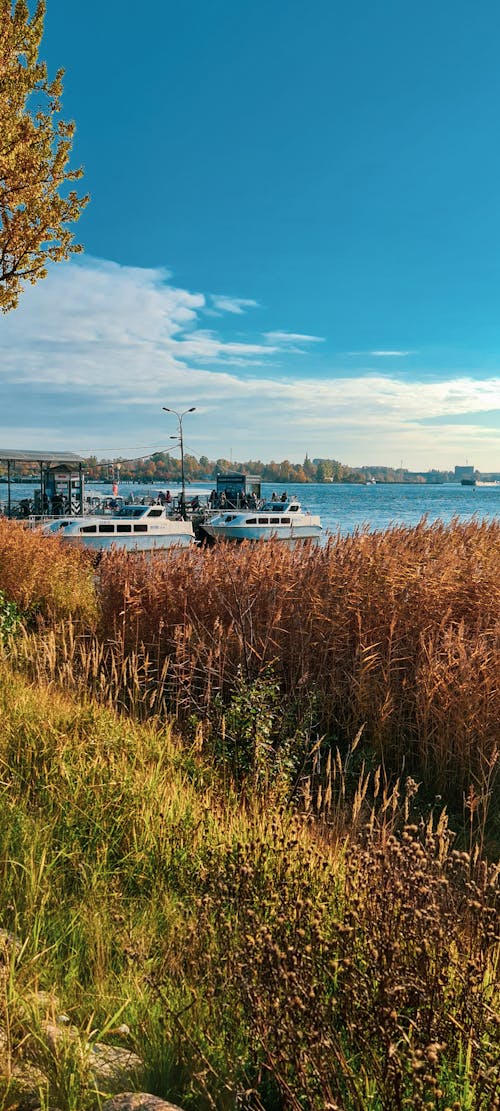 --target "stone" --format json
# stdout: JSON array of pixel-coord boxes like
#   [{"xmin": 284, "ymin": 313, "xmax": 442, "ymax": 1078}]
[
  {"xmin": 102, "ymin": 1096, "xmax": 186, "ymax": 1111},
  {"xmin": 18, "ymin": 990, "xmax": 62, "ymax": 1022},
  {"xmin": 1, "ymin": 1059, "xmax": 48, "ymax": 1111},
  {"xmin": 88, "ymin": 1044, "xmax": 143, "ymax": 1092},
  {"xmin": 0, "ymin": 928, "xmax": 22, "ymax": 958},
  {"xmin": 41, "ymin": 1020, "xmax": 80, "ymax": 1051}
]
